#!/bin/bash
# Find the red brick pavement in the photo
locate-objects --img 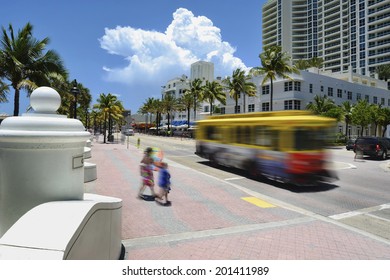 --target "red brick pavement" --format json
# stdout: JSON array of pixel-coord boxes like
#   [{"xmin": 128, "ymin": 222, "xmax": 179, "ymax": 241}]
[{"xmin": 84, "ymin": 137, "xmax": 390, "ymax": 260}]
